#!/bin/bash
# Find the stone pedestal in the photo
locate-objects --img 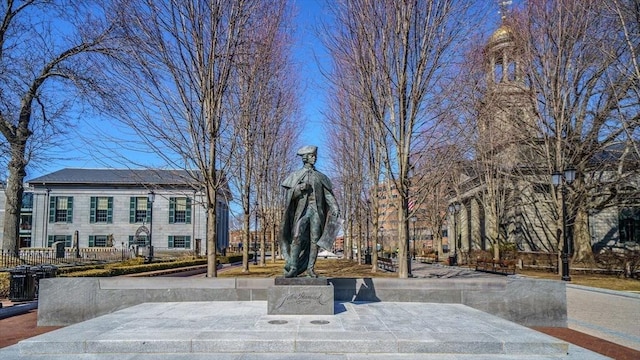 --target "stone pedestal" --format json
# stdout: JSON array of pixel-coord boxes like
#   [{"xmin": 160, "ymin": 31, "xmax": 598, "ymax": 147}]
[{"xmin": 267, "ymin": 277, "xmax": 334, "ymax": 315}]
